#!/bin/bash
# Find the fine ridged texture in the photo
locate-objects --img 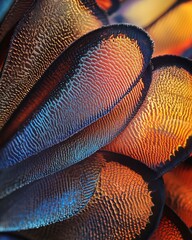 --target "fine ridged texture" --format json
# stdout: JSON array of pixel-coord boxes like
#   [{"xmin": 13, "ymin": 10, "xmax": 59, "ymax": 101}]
[
  {"xmin": 0, "ymin": 156, "xmax": 103, "ymax": 231},
  {"xmin": 146, "ymin": 1, "xmax": 192, "ymax": 56},
  {"xmin": 172, "ymin": 157, "xmax": 192, "ymax": 188},
  {"xmin": 104, "ymin": 55, "xmax": 192, "ymax": 175},
  {"xmin": 0, "ymin": 0, "xmax": 108, "ymax": 130},
  {"xmin": 0, "ymin": 24, "xmax": 152, "ymax": 146},
  {"xmin": 17, "ymin": 152, "xmax": 165, "ymax": 240},
  {"xmin": 0, "ymin": 24, "xmax": 153, "ymax": 169},
  {"xmin": 0, "ymin": 0, "xmax": 34, "ymax": 43},
  {"xmin": 150, "ymin": 205, "xmax": 192, "ymax": 240},
  {"xmin": 0, "ymin": 73, "xmax": 152, "ymax": 198},
  {"xmin": 164, "ymin": 158, "xmax": 192, "ymax": 228}
]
